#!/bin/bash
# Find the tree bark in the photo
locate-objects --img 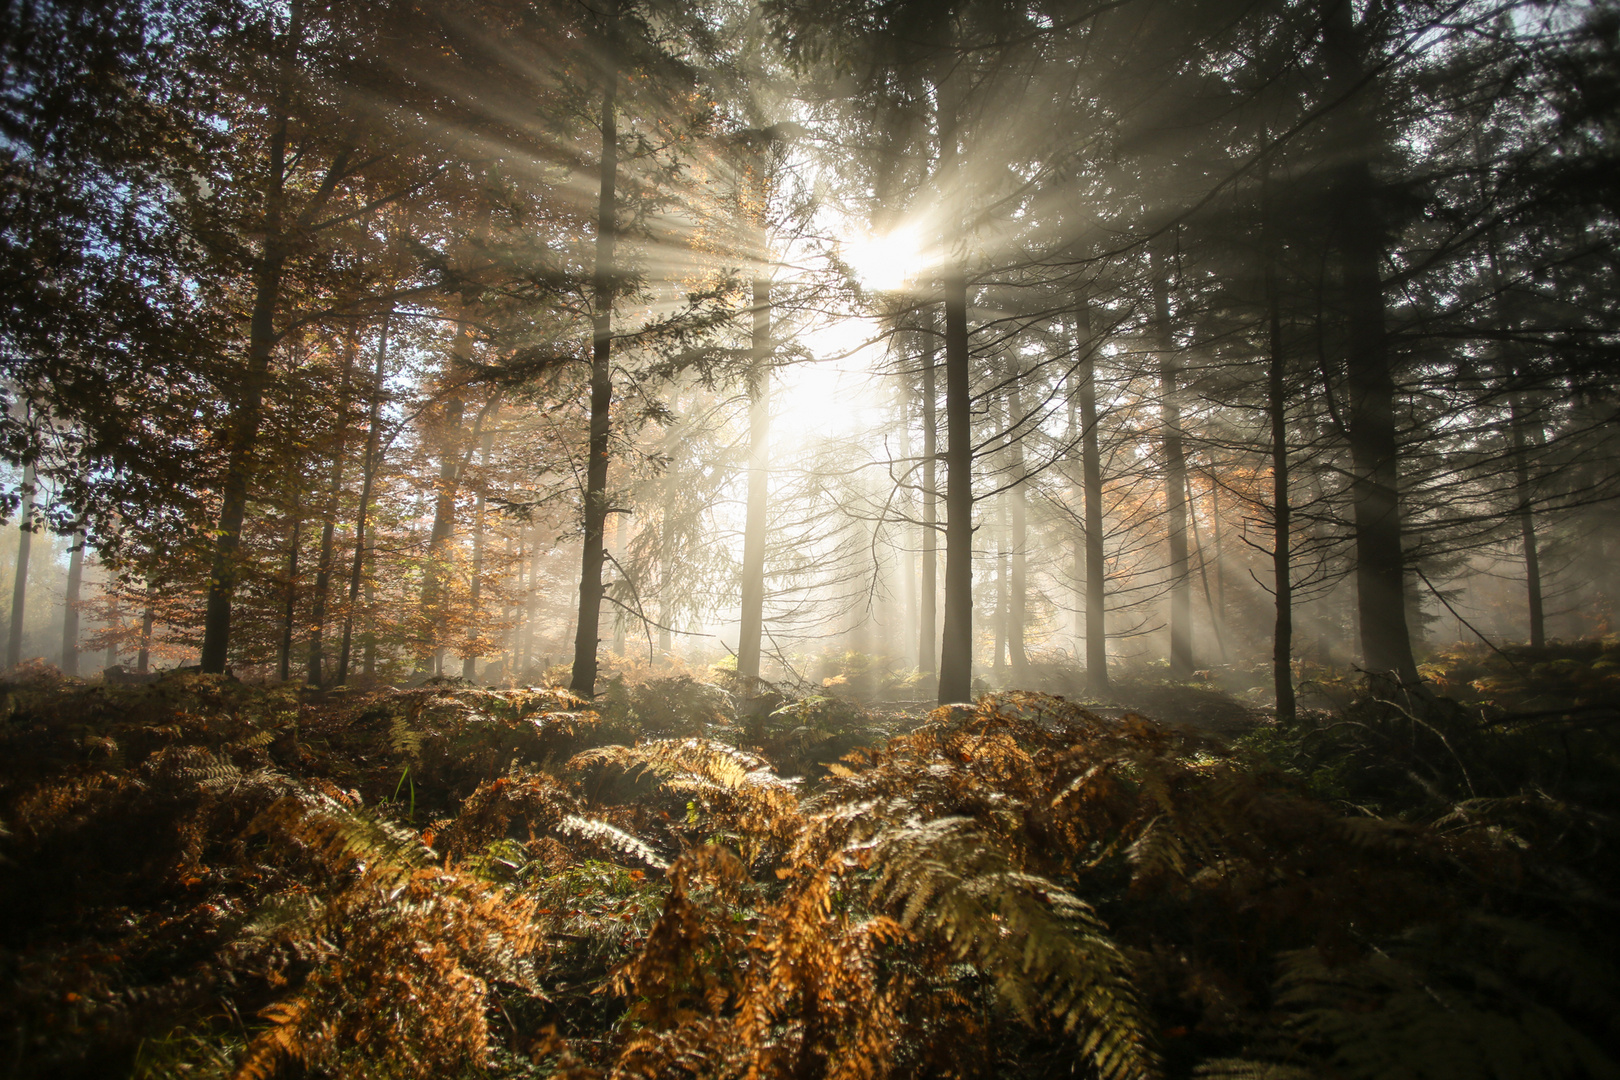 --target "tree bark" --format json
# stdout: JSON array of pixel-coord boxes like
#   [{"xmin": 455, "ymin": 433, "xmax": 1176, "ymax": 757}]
[
  {"xmin": 1322, "ymin": 0, "xmax": 1418, "ymax": 682},
  {"xmin": 919, "ymin": 327, "xmax": 938, "ymax": 676},
  {"xmin": 103, "ymin": 593, "xmax": 118, "ymax": 672},
  {"xmin": 1076, "ymin": 300, "xmax": 1109, "ymax": 693},
  {"xmin": 736, "ymin": 277, "xmax": 771, "ymax": 686},
  {"xmin": 137, "ymin": 584, "xmax": 154, "ymax": 675},
  {"xmin": 7, "ymin": 463, "xmax": 36, "ymax": 669},
  {"xmin": 1265, "ymin": 222, "xmax": 1297, "ymax": 723},
  {"xmin": 60, "ymin": 529, "xmax": 84, "ymax": 676},
  {"xmin": 1510, "ymin": 398, "xmax": 1545, "ymax": 648},
  {"xmin": 993, "ymin": 490, "xmax": 1007, "ymax": 681},
  {"xmin": 938, "ymin": 267, "xmax": 974, "ymax": 704},
  {"xmin": 463, "ymin": 402, "xmax": 500, "ymax": 679},
  {"xmin": 1152, "ymin": 243, "xmax": 1193, "ymax": 678},
  {"xmin": 200, "ymin": 0, "xmax": 312, "ymax": 674},
  {"xmin": 658, "ymin": 436, "xmax": 678, "ymax": 657},
  {"xmin": 307, "ymin": 330, "xmax": 357, "ymax": 686},
  {"xmin": 337, "ymin": 312, "xmax": 390, "ymax": 685},
  {"xmin": 570, "ymin": 8, "xmax": 619, "ymax": 698},
  {"xmin": 1007, "ymin": 370, "xmax": 1029, "ymax": 685},
  {"xmin": 277, "ymin": 507, "xmax": 302, "ymax": 682},
  {"xmin": 422, "ymin": 377, "xmax": 466, "ymax": 676}
]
